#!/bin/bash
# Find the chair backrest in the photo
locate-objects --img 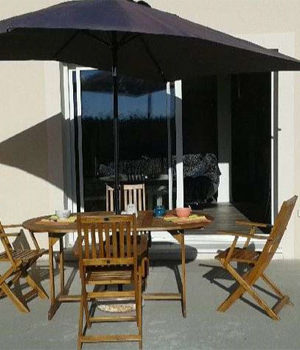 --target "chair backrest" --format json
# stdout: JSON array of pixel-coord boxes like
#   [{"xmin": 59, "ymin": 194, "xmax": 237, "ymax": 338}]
[
  {"xmin": 105, "ymin": 184, "xmax": 122, "ymax": 212},
  {"xmin": 77, "ymin": 214, "xmax": 137, "ymax": 267},
  {"xmin": 123, "ymin": 183, "xmax": 146, "ymax": 212},
  {"xmin": 0, "ymin": 222, "xmax": 16, "ymax": 267},
  {"xmin": 105, "ymin": 185, "xmax": 115, "ymax": 212},
  {"xmin": 106, "ymin": 183, "xmax": 146, "ymax": 212},
  {"xmin": 255, "ymin": 195, "xmax": 297, "ymax": 273}
]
